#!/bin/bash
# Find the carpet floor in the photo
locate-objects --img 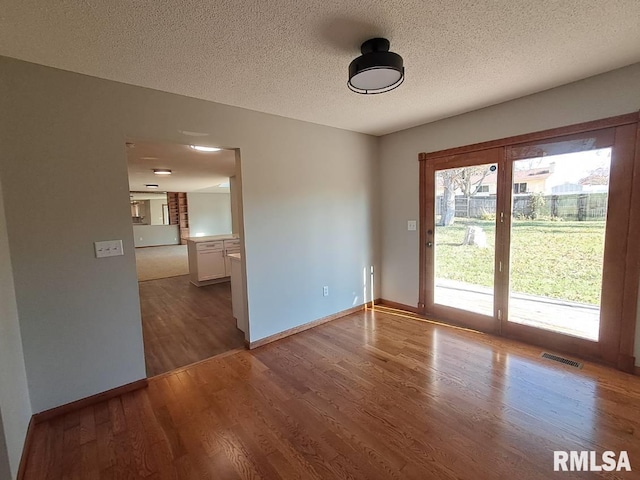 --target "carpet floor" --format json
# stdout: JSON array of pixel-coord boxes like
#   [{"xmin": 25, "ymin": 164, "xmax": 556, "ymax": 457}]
[{"xmin": 135, "ymin": 244, "xmax": 189, "ymax": 282}]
